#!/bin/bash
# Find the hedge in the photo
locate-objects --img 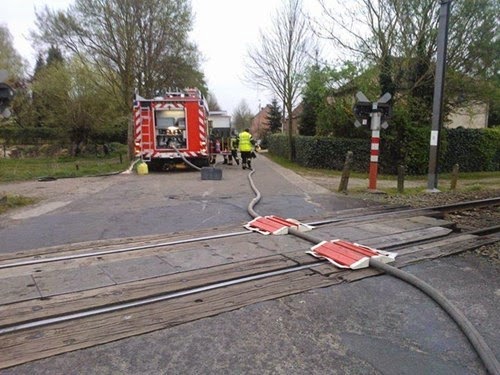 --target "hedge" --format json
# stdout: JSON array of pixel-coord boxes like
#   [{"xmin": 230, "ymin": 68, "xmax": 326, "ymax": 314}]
[
  {"xmin": 0, "ymin": 126, "xmax": 59, "ymax": 144},
  {"xmin": 267, "ymin": 127, "xmax": 499, "ymax": 174},
  {"xmin": 442, "ymin": 127, "xmax": 500, "ymax": 172}
]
